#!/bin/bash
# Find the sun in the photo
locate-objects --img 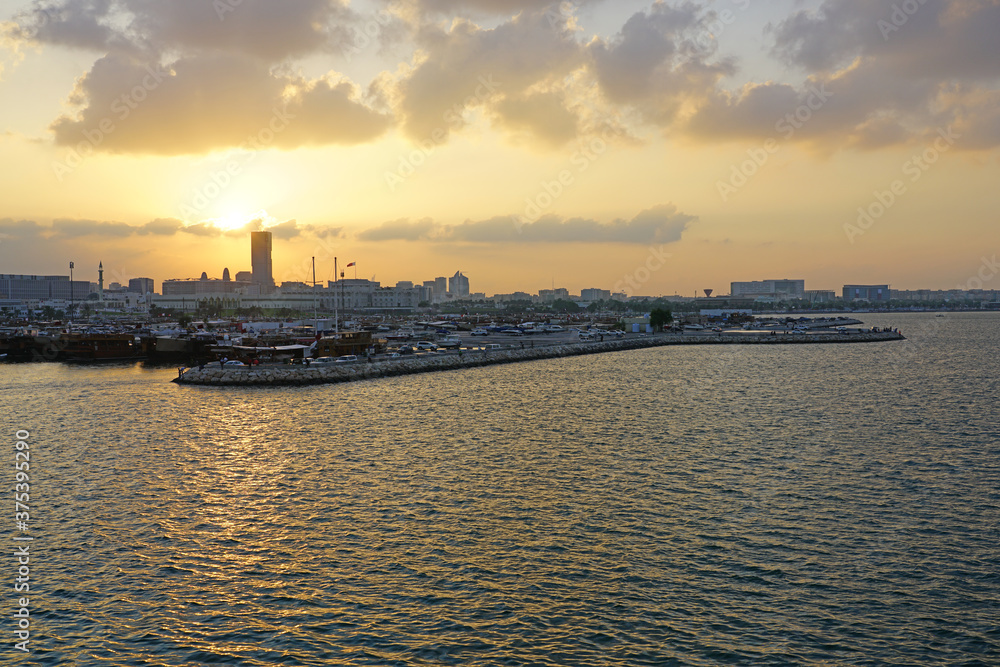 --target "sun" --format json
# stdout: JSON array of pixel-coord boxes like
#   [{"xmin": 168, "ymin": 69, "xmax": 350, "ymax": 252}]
[{"xmin": 212, "ymin": 209, "xmax": 272, "ymax": 232}]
